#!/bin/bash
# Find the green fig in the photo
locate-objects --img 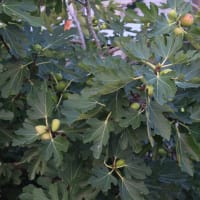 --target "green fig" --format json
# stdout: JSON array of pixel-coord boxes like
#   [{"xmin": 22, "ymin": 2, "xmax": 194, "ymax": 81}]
[
  {"xmin": 146, "ymin": 85, "xmax": 154, "ymax": 96},
  {"xmin": 55, "ymin": 73, "xmax": 63, "ymax": 81},
  {"xmin": 35, "ymin": 125, "xmax": 47, "ymax": 135},
  {"xmin": 51, "ymin": 119, "xmax": 61, "ymax": 132},
  {"xmin": 33, "ymin": 44, "xmax": 42, "ymax": 52},
  {"xmin": 116, "ymin": 159, "xmax": 126, "ymax": 168},
  {"xmin": 174, "ymin": 27, "xmax": 184, "ymax": 35},
  {"xmin": 158, "ymin": 148, "xmax": 167, "ymax": 156},
  {"xmin": 130, "ymin": 102, "xmax": 140, "ymax": 110},
  {"xmin": 167, "ymin": 9, "xmax": 177, "ymax": 20},
  {"xmin": 40, "ymin": 131, "xmax": 51, "ymax": 140},
  {"xmin": 55, "ymin": 81, "xmax": 67, "ymax": 92}
]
